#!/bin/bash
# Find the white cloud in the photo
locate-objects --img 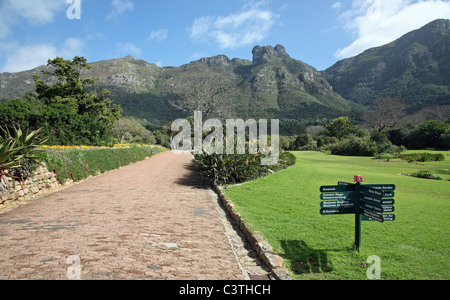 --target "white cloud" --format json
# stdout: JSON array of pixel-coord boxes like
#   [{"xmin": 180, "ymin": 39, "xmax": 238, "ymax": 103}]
[
  {"xmin": 107, "ymin": 0, "xmax": 134, "ymax": 20},
  {"xmin": 1, "ymin": 38, "xmax": 85, "ymax": 73},
  {"xmin": 0, "ymin": 0, "xmax": 66, "ymax": 39},
  {"xmin": 149, "ymin": 29, "xmax": 168, "ymax": 42},
  {"xmin": 332, "ymin": 2, "xmax": 342, "ymax": 10},
  {"xmin": 335, "ymin": 0, "xmax": 450, "ymax": 59},
  {"xmin": 115, "ymin": 42, "xmax": 142, "ymax": 57},
  {"xmin": 189, "ymin": 1, "xmax": 278, "ymax": 49},
  {"xmin": 3, "ymin": 0, "xmax": 65, "ymax": 24}
]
